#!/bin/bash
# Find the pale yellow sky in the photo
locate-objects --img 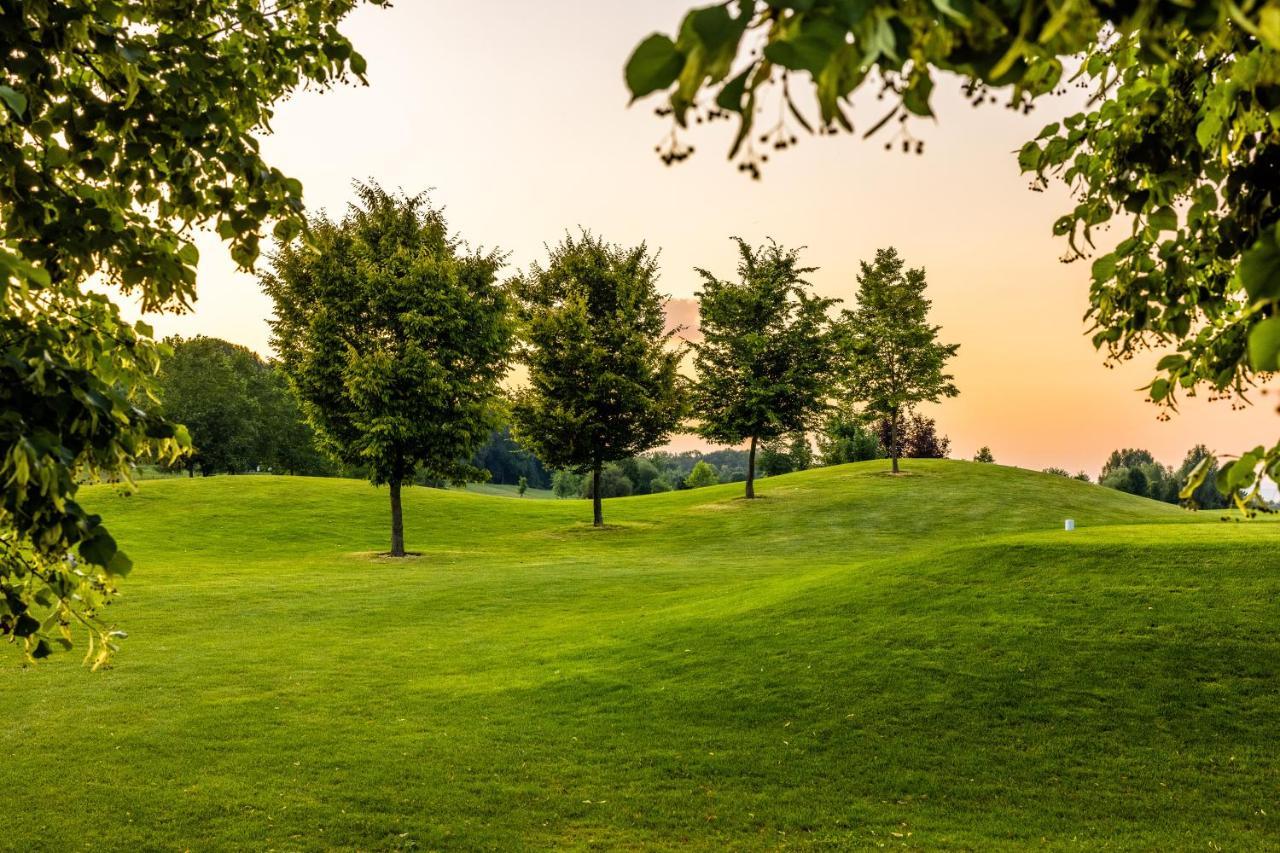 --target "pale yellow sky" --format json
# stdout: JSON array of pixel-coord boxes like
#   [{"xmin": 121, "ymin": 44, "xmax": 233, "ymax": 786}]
[{"xmin": 131, "ymin": 0, "xmax": 1277, "ymax": 476}]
